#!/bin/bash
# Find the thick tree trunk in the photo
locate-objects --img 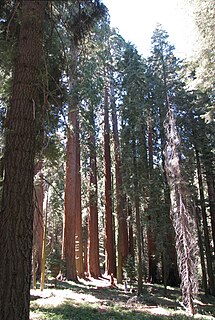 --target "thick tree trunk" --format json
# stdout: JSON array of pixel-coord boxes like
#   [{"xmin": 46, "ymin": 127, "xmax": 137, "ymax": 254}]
[
  {"xmin": 0, "ymin": 1, "xmax": 46, "ymax": 319},
  {"xmin": 62, "ymin": 44, "xmax": 79, "ymax": 281},
  {"xmin": 62, "ymin": 107, "xmax": 78, "ymax": 280},
  {"xmin": 104, "ymin": 87, "xmax": 116, "ymax": 276},
  {"xmin": 88, "ymin": 121, "xmax": 101, "ymax": 278}
]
